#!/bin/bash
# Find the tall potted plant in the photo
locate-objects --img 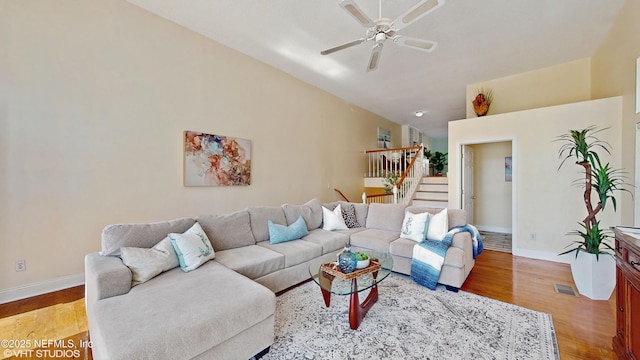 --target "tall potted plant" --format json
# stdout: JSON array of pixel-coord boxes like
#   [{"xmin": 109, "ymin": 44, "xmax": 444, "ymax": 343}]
[
  {"xmin": 556, "ymin": 126, "xmax": 629, "ymax": 300},
  {"xmin": 431, "ymin": 151, "xmax": 448, "ymax": 176}
]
